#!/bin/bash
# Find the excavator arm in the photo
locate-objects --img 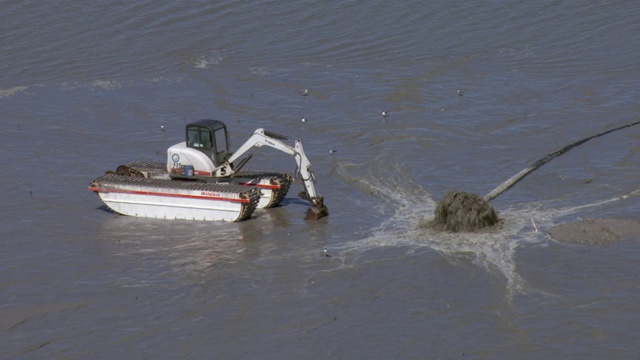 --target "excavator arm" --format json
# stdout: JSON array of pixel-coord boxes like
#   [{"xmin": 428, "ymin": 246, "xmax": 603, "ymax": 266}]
[{"xmin": 225, "ymin": 129, "xmax": 328, "ymax": 220}]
